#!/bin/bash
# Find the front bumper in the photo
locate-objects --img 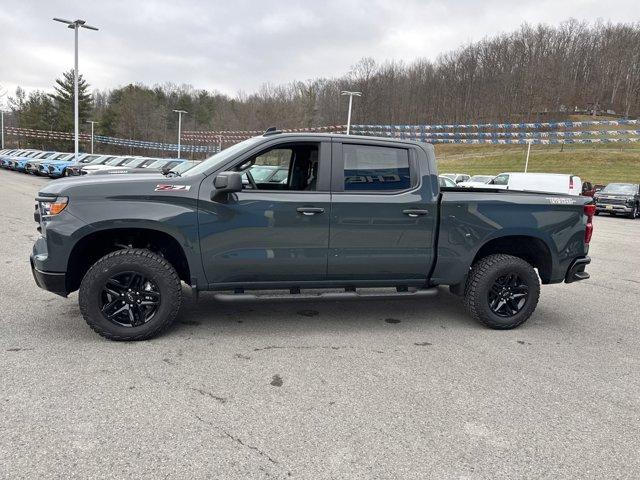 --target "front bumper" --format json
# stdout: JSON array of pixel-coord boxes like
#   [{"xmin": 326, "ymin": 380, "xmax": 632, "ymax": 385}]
[
  {"xmin": 30, "ymin": 256, "xmax": 68, "ymax": 297},
  {"xmin": 565, "ymin": 256, "xmax": 590, "ymax": 283}
]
